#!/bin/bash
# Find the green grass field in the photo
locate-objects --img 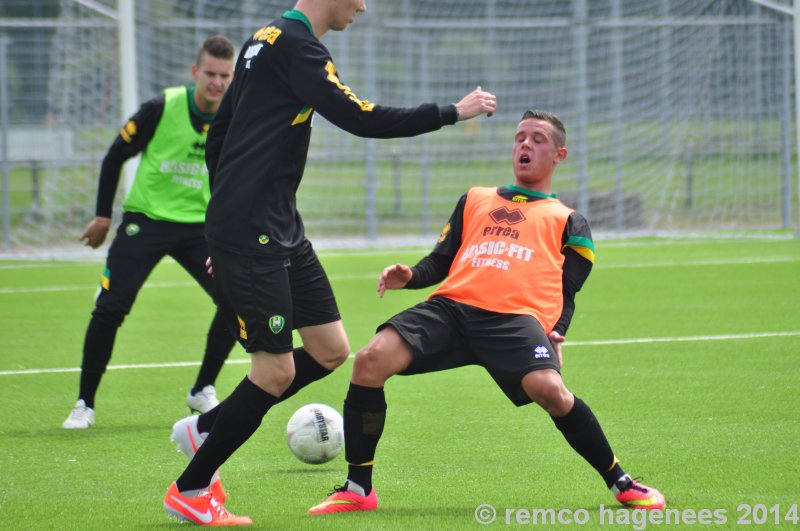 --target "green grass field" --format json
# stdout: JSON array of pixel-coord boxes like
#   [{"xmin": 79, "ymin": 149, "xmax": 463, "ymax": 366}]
[{"xmin": 1, "ymin": 237, "xmax": 799, "ymax": 529}]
